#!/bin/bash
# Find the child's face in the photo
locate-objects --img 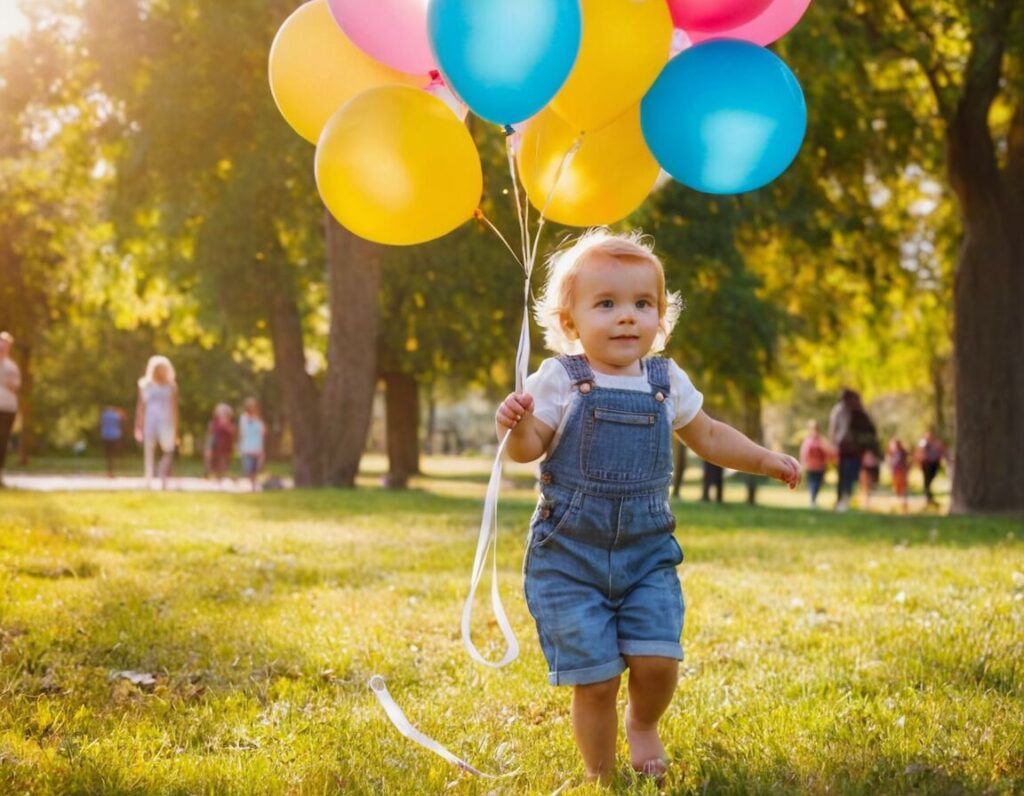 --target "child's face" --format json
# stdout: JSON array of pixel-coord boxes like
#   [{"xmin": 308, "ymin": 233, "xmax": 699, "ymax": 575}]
[
  {"xmin": 561, "ymin": 253, "xmax": 661, "ymax": 375},
  {"xmin": 153, "ymin": 364, "xmax": 169, "ymax": 383}
]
